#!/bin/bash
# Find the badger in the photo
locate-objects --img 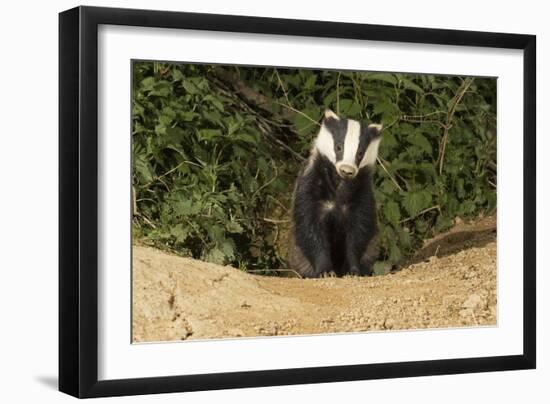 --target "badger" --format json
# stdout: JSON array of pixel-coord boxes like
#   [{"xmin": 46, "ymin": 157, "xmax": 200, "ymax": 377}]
[{"xmin": 288, "ymin": 109, "xmax": 382, "ymax": 278}]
